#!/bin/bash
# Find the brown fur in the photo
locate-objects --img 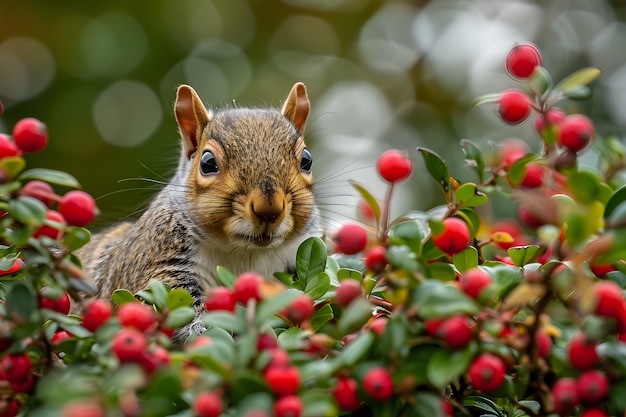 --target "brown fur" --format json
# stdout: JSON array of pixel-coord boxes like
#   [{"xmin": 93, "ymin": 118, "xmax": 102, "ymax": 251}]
[{"xmin": 77, "ymin": 83, "xmax": 321, "ymax": 340}]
